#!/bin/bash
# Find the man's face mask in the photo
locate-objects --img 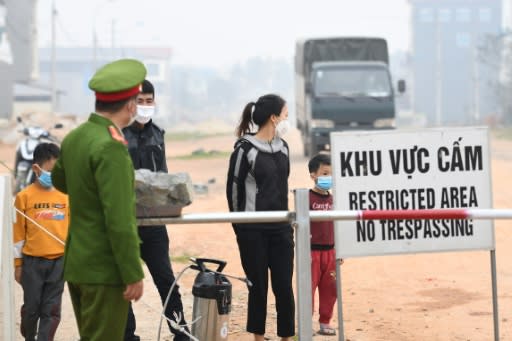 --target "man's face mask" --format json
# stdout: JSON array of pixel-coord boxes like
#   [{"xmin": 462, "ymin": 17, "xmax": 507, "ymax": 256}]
[{"xmin": 135, "ymin": 105, "xmax": 155, "ymax": 124}]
